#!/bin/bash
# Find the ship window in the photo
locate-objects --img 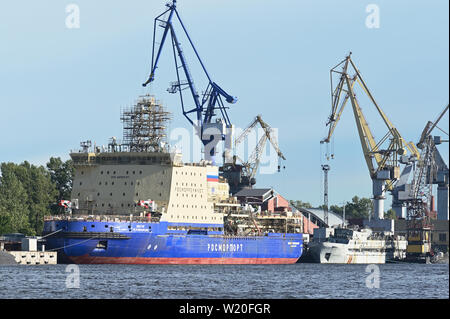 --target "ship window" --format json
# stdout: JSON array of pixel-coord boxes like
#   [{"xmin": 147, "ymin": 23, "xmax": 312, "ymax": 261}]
[
  {"xmin": 126, "ymin": 171, "xmax": 129, "ymax": 174},
  {"xmin": 131, "ymin": 182, "xmax": 133, "ymax": 185},
  {"xmin": 125, "ymin": 182, "xmax": 127, "ymax": 185},
  {"xmin": 83, "ymin": 226, "xmax": 87, "ymax": 232},
  {"xmin": 159, "ymin": 193, "xmax": 162, "ymax": 197},
  {"xmin": 137, "ymin": 182, "xmax": 140, "ymax": 186},
  {"xmin": 91, "ymin": 224, "xmax": 95, "ymax": 228},
  {"xmin": 112, "ymin": 182, "xmax": 114, "ymax": 185},
  {"xmin": 102, "ymin": 203, "xmax": 105, "ymax": 207},
  {"xmin": 79, "ymin": 182, "xmax": 82, "ymax": 185},
  {"xmin": 136, "ymin": 193, "xmax": 139, "ymax": 196},
  {"xmin": 99, "ymin": 182, "xmax": 102, "ymax": 185},
  {"xmin": 81, "ymin": 171, "xmax": 84, "ymax": 175},
  {"xmin": 110, "ymin": 227, "xmax": 114, "ymax": 232},
  {"xmin": 121, "ymin": 204, "xmax": 124, "ymax": 207},
  {"xmin": 78, "ymin": 193, "xmax": 80, "ymax": 196},
  {"xmin": 107, "ymin": 171, "xmax": 109, "ymax": 174},
  {"xmin": 123, "ymin": 193, "xmax": 126, "ymax": 196},
  {"xmin": 101, "ymin": 171, "xmax": 103, "ymax": 175},
  {"xmin": 113, "ymin": 171, "xmax": 116, "ymax": 174},
  {"xmin": 133, "ymin": 171, "xmax": 135, "ymax": 174},
  {"xmin": 97, "ymin": 193, "xmax": 100, "ymax": 196},
  {"xmin": 110, "ymin": 193, "xmax": 112, "ymax": 196},
  {"xmin": 139, "ymin": 171, "xmax": 142, "ymax": 174}
]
